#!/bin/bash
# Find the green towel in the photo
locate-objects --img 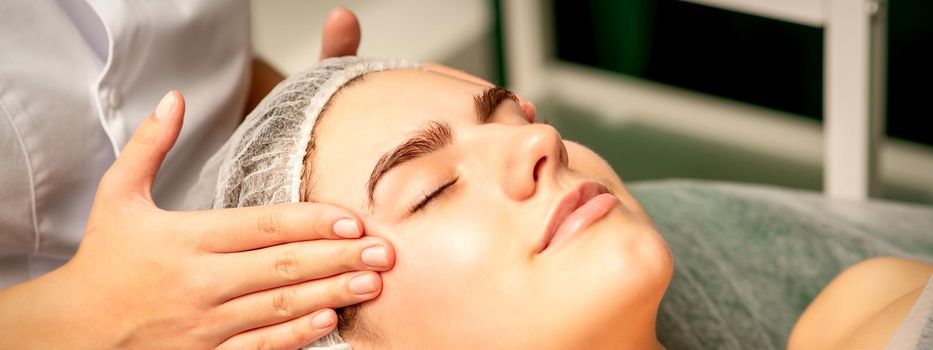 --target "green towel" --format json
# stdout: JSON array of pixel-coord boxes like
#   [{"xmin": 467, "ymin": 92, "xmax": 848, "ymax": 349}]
[{"xmin": 629, "ymin": 180, "xmax": 933, "ymax": 349}]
